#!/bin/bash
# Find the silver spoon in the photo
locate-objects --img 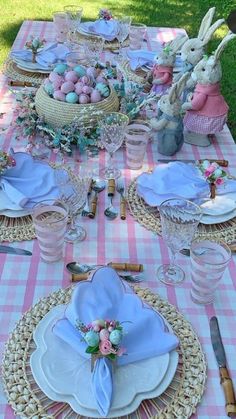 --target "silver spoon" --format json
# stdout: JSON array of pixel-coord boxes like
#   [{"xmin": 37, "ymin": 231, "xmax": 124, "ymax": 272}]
[
  {"xmin": 88, "ymin": 179, "xmax": 106, "ymax": 219},
  {"xmin": 104, "ymin": 195, "xmax": 118, "ymax": 219},
  {"xmin": 66, "ymin": 262, "xmax": 144, "ymax": 282}
]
